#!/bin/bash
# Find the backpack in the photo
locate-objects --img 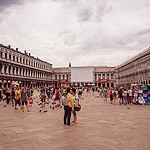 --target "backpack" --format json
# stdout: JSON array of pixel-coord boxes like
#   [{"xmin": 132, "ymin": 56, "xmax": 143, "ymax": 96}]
[
  {"xmin": 40, "ymin": 90, "xmax": 46, "ymax": 99},
  {"xmin": 62, "ymin": 95, "xmax": 68, "ymax": 106}
]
